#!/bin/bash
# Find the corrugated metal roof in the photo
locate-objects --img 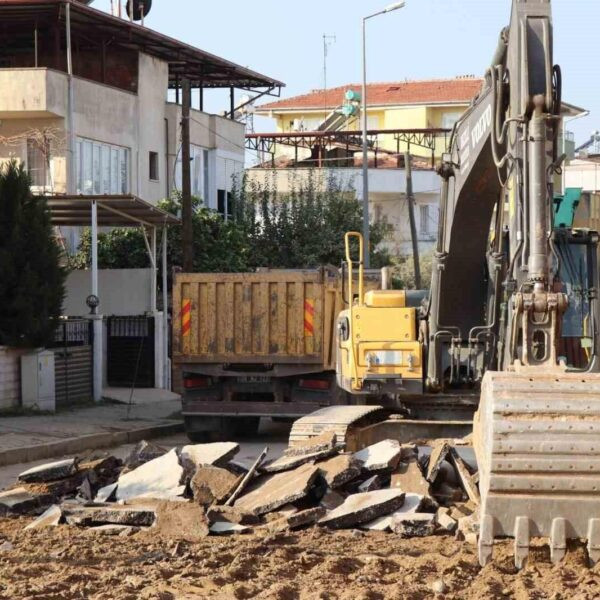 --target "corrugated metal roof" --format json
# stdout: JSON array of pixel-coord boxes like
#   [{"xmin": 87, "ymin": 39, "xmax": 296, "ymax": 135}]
[{"xmin": 0, "ymin": 0, "xmax": 284, "ymax": 89}]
